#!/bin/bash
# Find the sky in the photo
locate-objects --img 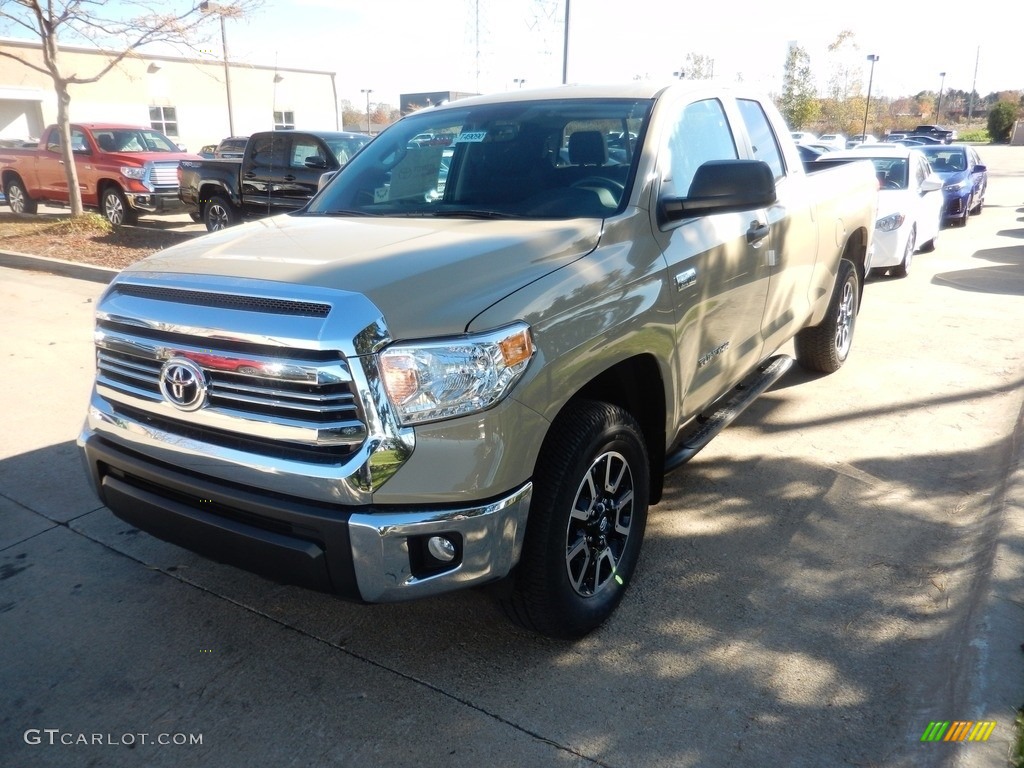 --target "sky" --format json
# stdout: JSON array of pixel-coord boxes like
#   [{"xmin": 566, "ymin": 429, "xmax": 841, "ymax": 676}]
[
  {"xmin": 2, "ymin": 0, "xmax": 1019, "ymax": 112},
  {"xmin": 217, "ymin": 0, "xmax": 1021, "ymax": 110}
]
